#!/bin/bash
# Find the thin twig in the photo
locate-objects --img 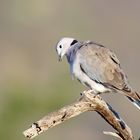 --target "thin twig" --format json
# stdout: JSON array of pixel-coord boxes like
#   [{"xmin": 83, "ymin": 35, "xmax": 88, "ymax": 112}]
[
  {"xmin": 23, "ymin": 90, "xmax": 134, "ymax": 140},
  {"xmin": 103, "ymin": 131, "xmax": 123, "ymax": 140}
]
